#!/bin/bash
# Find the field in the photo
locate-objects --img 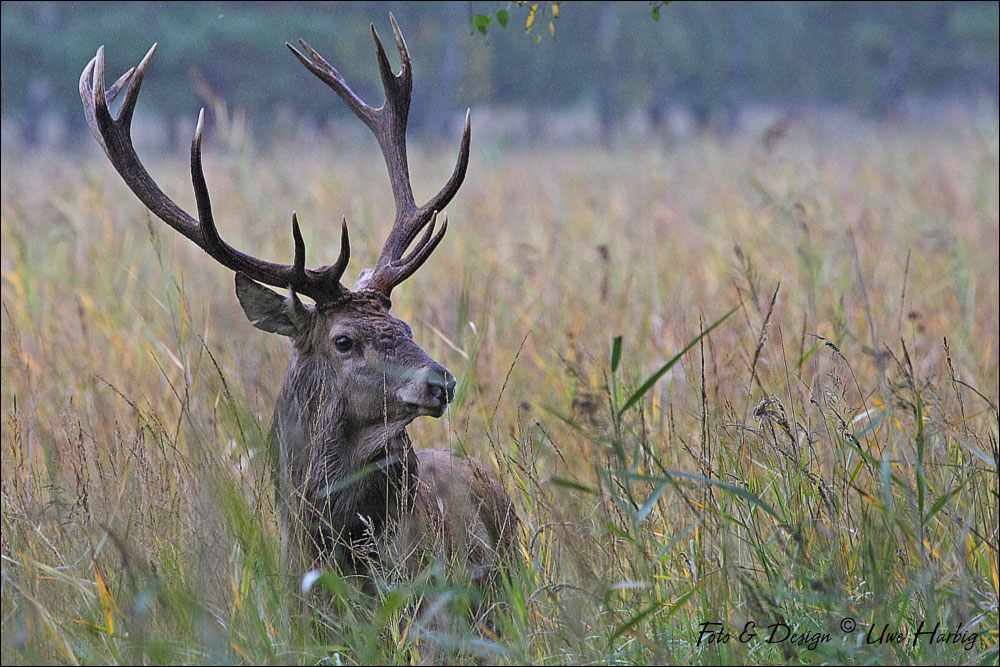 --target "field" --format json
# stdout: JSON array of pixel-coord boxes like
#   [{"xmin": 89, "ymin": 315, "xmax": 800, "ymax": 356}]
[{"xmin": 2, "ymin": 112, "xmax": 998, "ymax": 664}]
